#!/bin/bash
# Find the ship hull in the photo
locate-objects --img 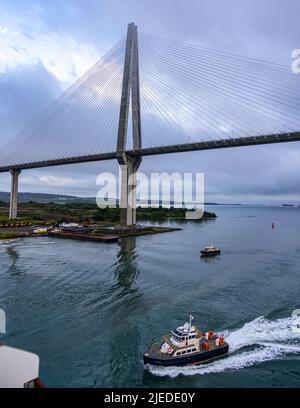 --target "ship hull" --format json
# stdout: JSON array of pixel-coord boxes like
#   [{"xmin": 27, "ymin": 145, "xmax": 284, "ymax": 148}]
[
  {"xmin": 144, "ymin": 343, "xmax": 229, "ymax": 367},
  {"xmin": 200, "ymin": 250, "xmax": 221, "ymax": 256}
]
